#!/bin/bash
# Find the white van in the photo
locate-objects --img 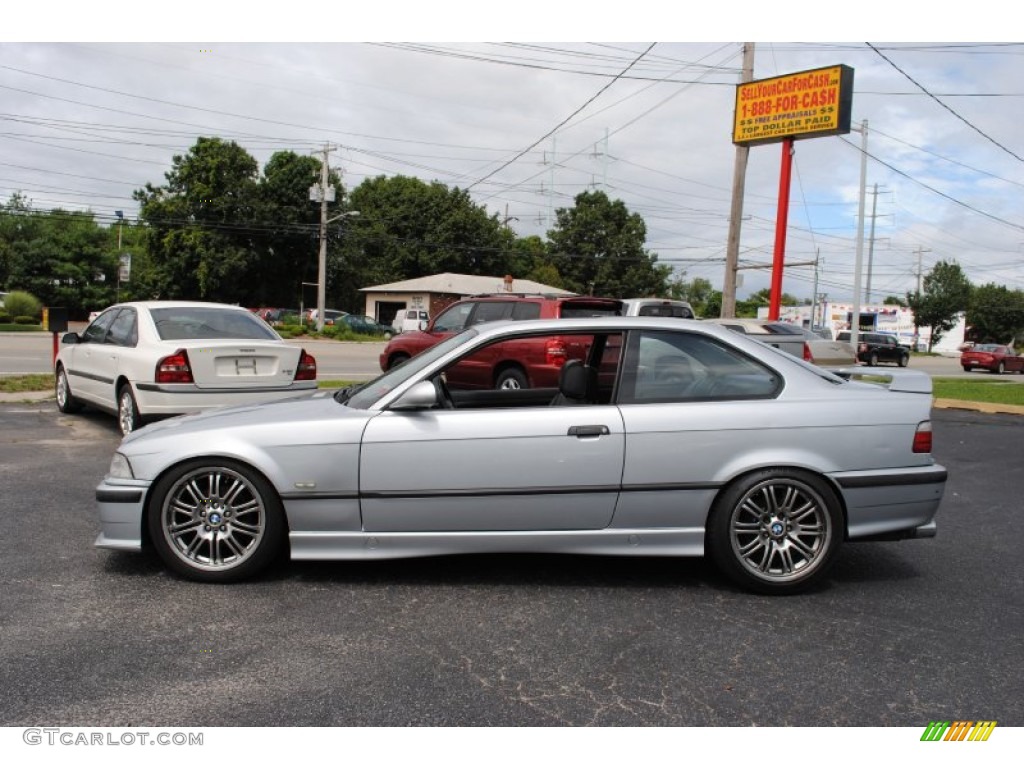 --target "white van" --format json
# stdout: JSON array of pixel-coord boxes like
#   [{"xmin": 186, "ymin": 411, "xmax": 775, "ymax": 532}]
[
  {"xmin": 392, "ymin": 308, "xmax": 429, "ymax": 333},
  {"xmin": 620, "ymin": 298, "xmax": 695, "ymax": 319}
]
